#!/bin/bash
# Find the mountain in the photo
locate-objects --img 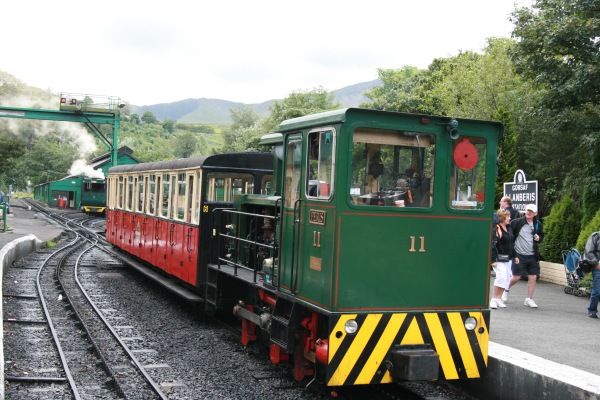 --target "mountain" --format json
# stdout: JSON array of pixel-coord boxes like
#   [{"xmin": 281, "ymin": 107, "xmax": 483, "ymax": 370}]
[{"xmin": 130, "ymin": 79, "xmax": 381, "ymax": 125}]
